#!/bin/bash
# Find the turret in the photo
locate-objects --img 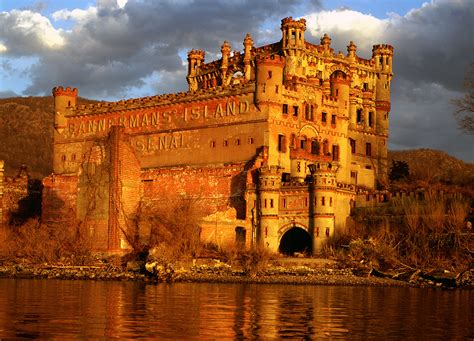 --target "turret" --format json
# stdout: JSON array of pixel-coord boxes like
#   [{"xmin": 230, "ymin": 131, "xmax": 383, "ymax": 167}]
[
  {"xmin": 52, "ymin": 86, "xmax": 77, "ymax": 115},
  {"xmin": 243, "ymin": 34, "xmax": 254, "ymax": 81},
  {"xmin": 255, "ymin": 54, "xmax": 285, "ymax": 105},
  {"xmin": 257, "ymin": 166, "xmax": 282, "ymax": 251},
  {"xmin": 281, "ymin": 17, "xmax": 306, "ymax": 50},
  {"xmin": 186, "ymin": 49, "xmax": 205, "ymax": 91},
  {"xmin": 310, "ymin": 162, "xmax": 337, "ymax": 253},
  {"xmin": 52, "ymin": 86, "xmax": 78, "ymax": 173},
  {"xmin": 220, "ymin": 41, "xmax": 231, "ymax": 76},
  {"xmin": 330, "ymin": 70, "xmax": 350, "ymax": 116},
  {"xmin": 346, "ymin": 41, "xmax": 357, "ymax": 62},
  {"xmin": 320, "ymin": 33, "xmax": 332, "ymax": 56},
  {"xmin": 372, "ymin": 44, "xmax": 394, "ymax": 186}
]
